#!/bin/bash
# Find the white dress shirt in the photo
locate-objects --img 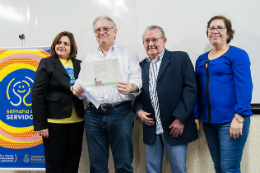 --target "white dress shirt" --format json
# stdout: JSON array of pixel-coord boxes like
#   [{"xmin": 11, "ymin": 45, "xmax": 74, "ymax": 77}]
[{"xmin": 75, "ymin": 44, "xmax": 142, "ymax": 104}]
